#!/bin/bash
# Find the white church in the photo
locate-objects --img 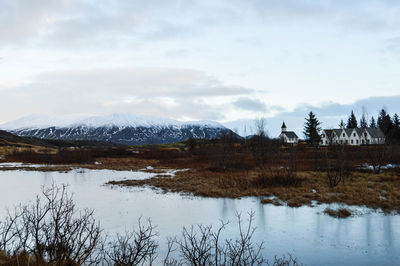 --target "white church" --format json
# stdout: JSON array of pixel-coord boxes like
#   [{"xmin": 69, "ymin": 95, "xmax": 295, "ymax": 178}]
[
  {"xmin": 320, "ymin": 127, "xmax": 385, "ymax": 146},
  {"xmin": 279, "ymin": 122, "xmax": 299, "ymax": 145}
]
